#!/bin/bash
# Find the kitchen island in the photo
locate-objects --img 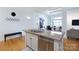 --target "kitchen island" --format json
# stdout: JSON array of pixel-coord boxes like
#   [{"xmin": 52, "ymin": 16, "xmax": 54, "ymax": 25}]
[{"xmin": 24, "ymin": 29, "xmax": 64, "ymax": 51}]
